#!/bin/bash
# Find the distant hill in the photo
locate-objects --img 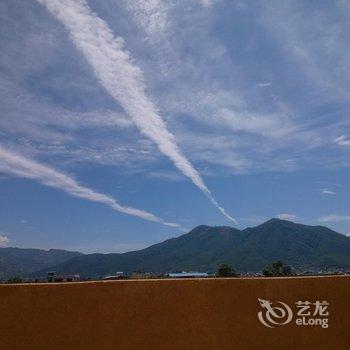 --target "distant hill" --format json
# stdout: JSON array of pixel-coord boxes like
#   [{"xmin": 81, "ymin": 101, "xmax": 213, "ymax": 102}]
[
  {"xmin": 32, "ymin": 219, "xmax": 350, "ymax": 278},
  {"xmin": 0, "ymin": 247, "xmax": 83, "ymax": 279}
]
